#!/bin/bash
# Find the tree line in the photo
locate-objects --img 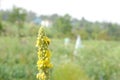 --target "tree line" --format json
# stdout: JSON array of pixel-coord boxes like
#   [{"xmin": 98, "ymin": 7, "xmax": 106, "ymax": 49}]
[{"xmin": 0, "ymin": 6, "xmax": 120, "ymax": 40}]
